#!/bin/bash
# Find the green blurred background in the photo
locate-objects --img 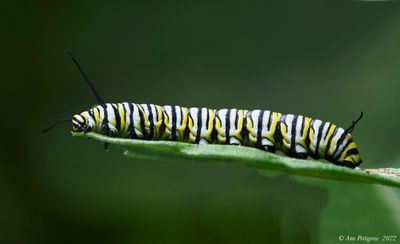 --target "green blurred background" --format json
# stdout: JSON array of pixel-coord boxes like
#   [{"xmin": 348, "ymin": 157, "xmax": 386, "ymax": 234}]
[{"xmin": 2, "ymin": 1, "xmax": 400, "ymax": 243}]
